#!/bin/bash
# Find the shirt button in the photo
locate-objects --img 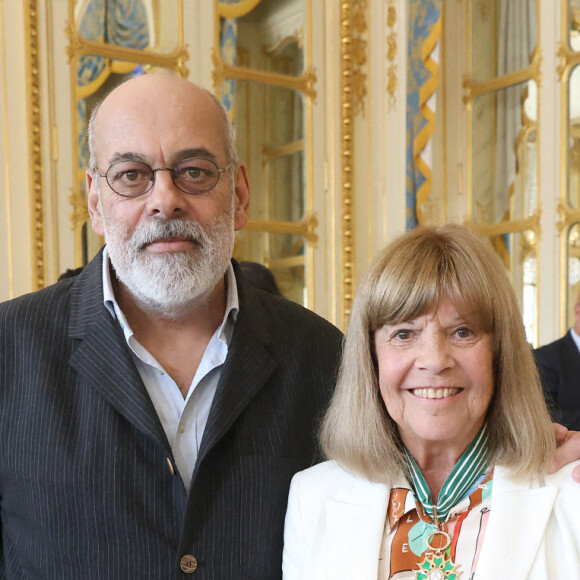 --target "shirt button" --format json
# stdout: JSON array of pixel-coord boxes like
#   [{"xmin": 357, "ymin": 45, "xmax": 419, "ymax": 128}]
[
  {"xmin": 180, "ymin": 555, "xmax": 198, "ymax": 573},
  {"xmin": 166, "ymin": 457, "xmax": 175, "ymax": 476},
  {"xmin": 178, "ymin": 422, "xmax": 186, "ymax": 433}
]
